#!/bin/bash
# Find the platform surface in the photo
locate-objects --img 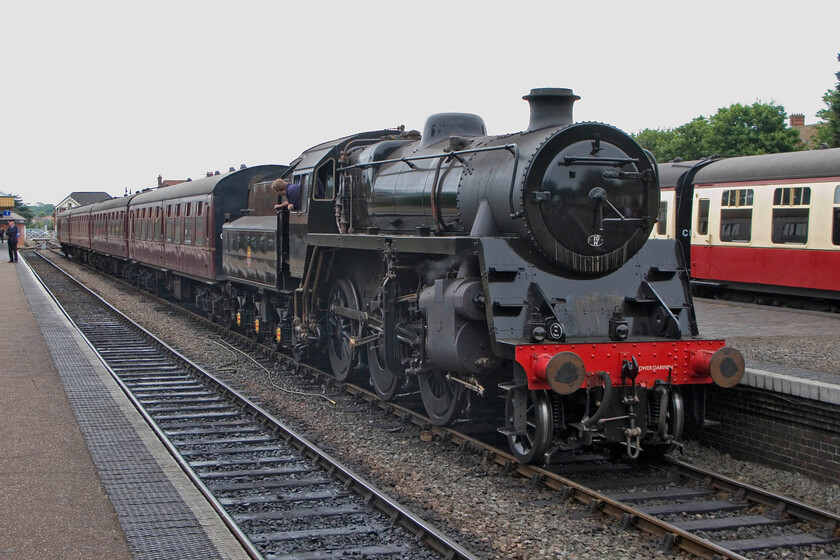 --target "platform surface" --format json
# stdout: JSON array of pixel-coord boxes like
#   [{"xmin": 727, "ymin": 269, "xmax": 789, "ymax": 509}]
[{"xmin": 696, "ymin": 298, "xmax": 840, "ymax": 404}]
